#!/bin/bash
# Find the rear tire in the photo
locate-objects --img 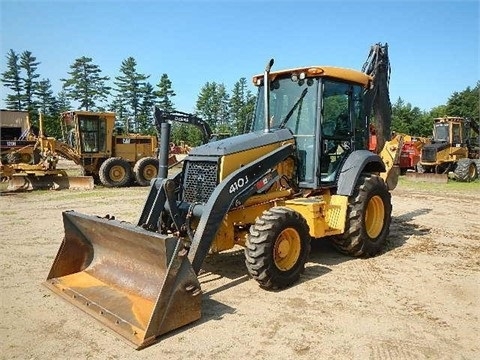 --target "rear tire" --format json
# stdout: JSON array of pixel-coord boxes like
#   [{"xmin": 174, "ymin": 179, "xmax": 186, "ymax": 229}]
[
  {"xmin": 475, "ymin": 160, "xmax": 480, "ymax": 179},
  {"xmin": 453, "ymin": 158, "xmax": 478, "ymax": 182},
  {"xmin": 99, "ymin": 157, "xmax": 132, "ymax": 187},
  {"xmin": 332, "ymin": 174, "xmax": 392, "ymax": 257},
  {"xmin": 133, "ymin": 157, "xmax": 159, "ymax": 186},
  {"xmin": 245, "ymin": 207, "xmax": 311, "ymax": 290}
]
